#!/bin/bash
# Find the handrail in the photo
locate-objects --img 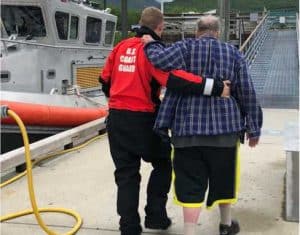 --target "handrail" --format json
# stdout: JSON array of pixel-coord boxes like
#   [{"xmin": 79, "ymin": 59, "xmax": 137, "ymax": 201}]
[
  {"xmin": 240, "ymin": 13, "xmax": 268, "ymax": 52},
  {"xmin": 238, "ymin": 13, "xmax": 269, "ymax": 66},
  {"xmin": 296, "ymin": 13, "xmax": 299, "ymax": 46},
  {"xmin": 0, "ymin": 38, "xmax": 112, "ymax": 51},
  {"xmin": 297, "ymin": 13, "xmax": 299, "ymax": 73}
]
